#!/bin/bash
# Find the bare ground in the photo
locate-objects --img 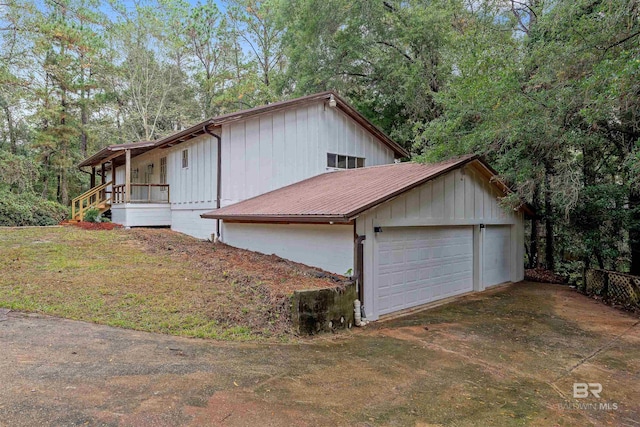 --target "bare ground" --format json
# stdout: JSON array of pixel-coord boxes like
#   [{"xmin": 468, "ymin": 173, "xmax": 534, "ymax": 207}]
[{"xmin": 1, "ymin": 283, "xmax": 639, "ymax": 426}]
